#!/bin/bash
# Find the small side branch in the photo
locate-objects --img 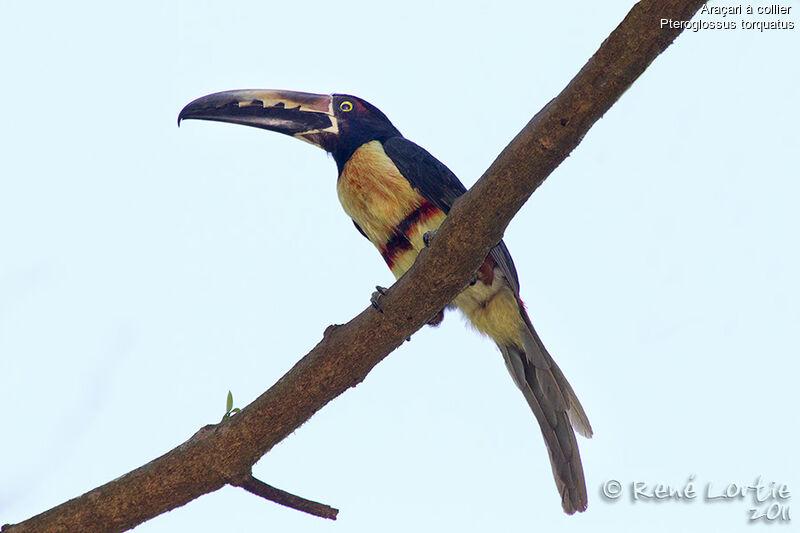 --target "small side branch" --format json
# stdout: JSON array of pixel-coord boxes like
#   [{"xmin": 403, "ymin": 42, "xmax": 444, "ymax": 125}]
[{"xmin": 232, "ymin": 474, "xmax": 339, "ymax": 520}]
